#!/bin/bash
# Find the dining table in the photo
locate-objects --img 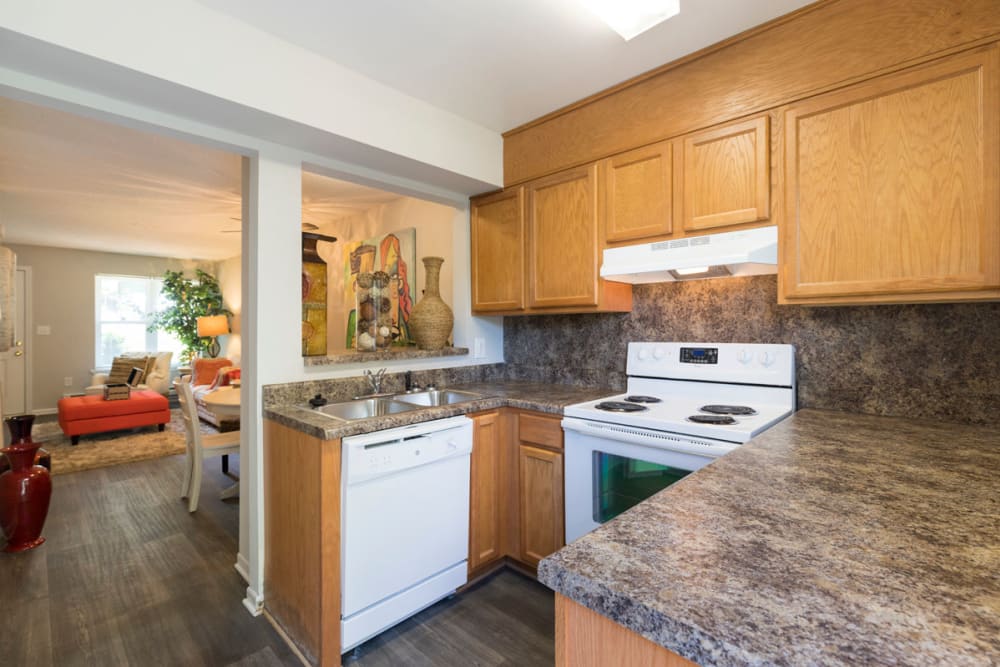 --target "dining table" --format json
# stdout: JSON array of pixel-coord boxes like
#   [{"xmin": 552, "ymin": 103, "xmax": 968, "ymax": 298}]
[{"xmin": 202, "ymin": 385, "xmax": 241, "ymax": 500}]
